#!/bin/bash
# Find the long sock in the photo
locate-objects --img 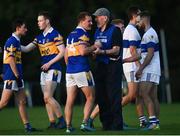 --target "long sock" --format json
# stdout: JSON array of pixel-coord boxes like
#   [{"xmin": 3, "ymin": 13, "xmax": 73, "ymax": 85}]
[
  {"xmin": 24, "ymin": 123, "xmax": 32, "ymax": 129},
  {"xmin": 139, "ymin": 115, "xmax": 147, "ymax": 124},
  {"xmin": 156, "ymin": 119, "xmax": 160, "ymax": 125},
  {"xmin": 149, "ymin": 116, "xmax": 157, "ymax": 125},
  {"xmin": 58, "ymin": 116, "xmax": 65, "ymax": 123}
]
